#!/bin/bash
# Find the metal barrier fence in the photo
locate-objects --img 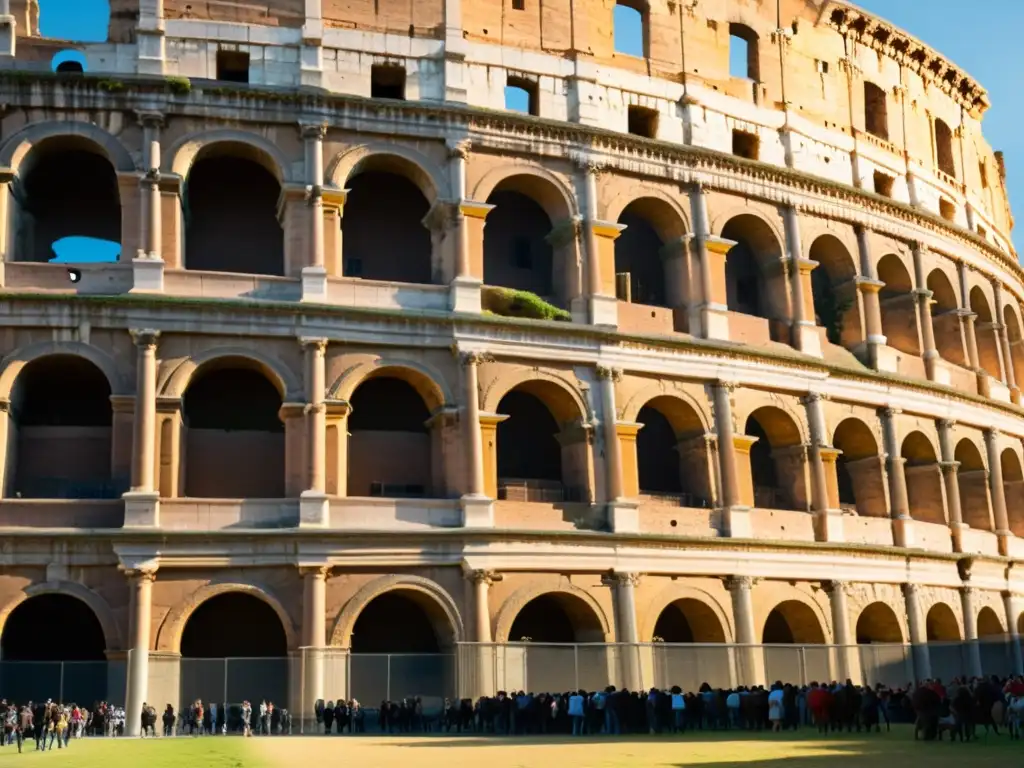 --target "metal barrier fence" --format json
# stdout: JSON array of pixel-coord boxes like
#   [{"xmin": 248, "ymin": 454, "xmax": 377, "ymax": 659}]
[{"xmin": 3, "ymin": 639, "xmax": 1021, "ymax": 727}]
